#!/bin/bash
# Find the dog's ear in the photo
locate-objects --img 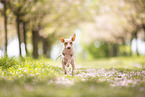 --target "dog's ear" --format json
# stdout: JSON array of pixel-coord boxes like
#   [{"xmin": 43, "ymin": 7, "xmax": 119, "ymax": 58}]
[
  {"xmin": 59, "ymin": 36, "xmax": 64, "ymax": 42},
  {"xmin": 71, "ymin": 34, "xmax": 76, "ymax": 41}
]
